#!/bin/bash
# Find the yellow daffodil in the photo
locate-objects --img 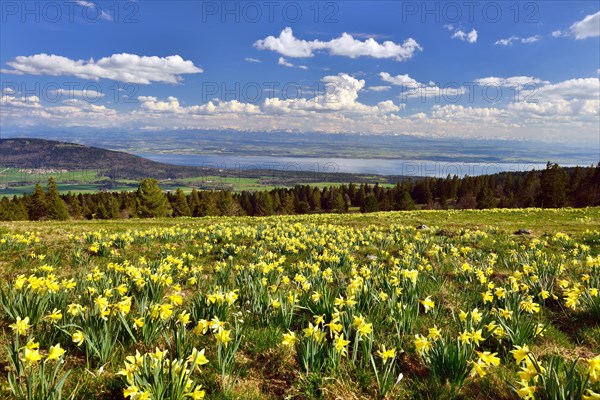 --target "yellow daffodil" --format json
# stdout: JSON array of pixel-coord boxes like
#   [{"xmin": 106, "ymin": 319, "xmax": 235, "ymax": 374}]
[
  {"xmin": 583, "ymin": 389, "xmax": 600, "ymax": 400},
  {"xmin": 476, "ymin": 351, "xmax": 500, "ymax": 366},
  {"xmin": 377, "ymin": 345, "xmax": 396, "ymax": 363},
  {"xmin": 587, "ymin": 355, "xmax": 600, "ymax": 383},
  {"xmin": 414, "ymin": 334, "xmax": 430, "ymax": 354},
  {"xmin": 22, "ymin": 347, "xmax": 42, "ymax": 366},
  {"xmin": 511, "ymin": 345, "xmax": 530, "ymax": 365},
  {"xmin": 471, "ymin": 329, "xmax": 484, "ymax": 346},
  {"xmin": 45, "ymin": 308, "xmax": 63, "ymax": 323},
  {"xmin": 334, "ymin": 334, "xmax": 350, "ymax": 356},
  {"xmin": 428, "ymin": 326, "xmax": 442, "ymax": 340},
  {"xmin": 189, "ymin": 387, "xmax": 206, "ymax": 399},
  {"xmin": 420, "ymin": 296, "xmax": 435, "ymax": 313},
  {"xmin": 215, "ymin": 328, "xmax": 232, "ymax": 347},
  {"xmin": 123, "ymin": 385, "xmax": 140, "ymax": 398},
  {"xmin": 9, "ymin": 316, "xmax": 30, "ymax": 335},
  {"xmin": 187, "ymin": 348, "xmax": 209, "ymax": 369},
  {"xmin": 46, "ymin": 343, "xmax": 66, "ymax": 362},
  {"xmin": 72, "ymin": 331, "xmax": 84, "ymax": 346},
  {"xmin": 282, "ymin": 331, "xmax": 297, "ymax": 347}
]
